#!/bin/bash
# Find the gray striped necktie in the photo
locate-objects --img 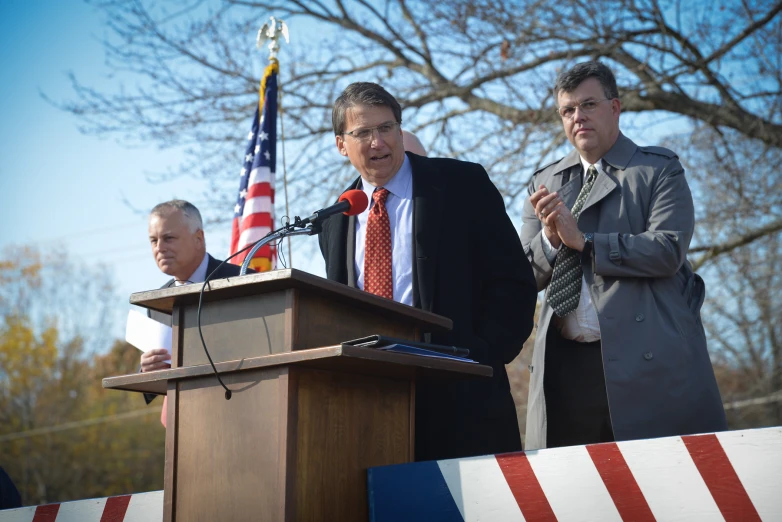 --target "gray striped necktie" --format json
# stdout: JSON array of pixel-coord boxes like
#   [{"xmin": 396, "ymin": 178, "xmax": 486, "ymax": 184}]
[{"xmin": 547, "ymin": 165, "xmax": 597, "ymax": 317}]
